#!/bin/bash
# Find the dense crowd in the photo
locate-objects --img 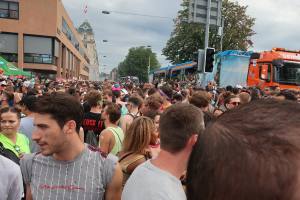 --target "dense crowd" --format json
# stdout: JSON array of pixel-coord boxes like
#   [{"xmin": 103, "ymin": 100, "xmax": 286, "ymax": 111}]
[{"xmin": 0, "ymin": 75, "xmax": 299, "ymax": 200}]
